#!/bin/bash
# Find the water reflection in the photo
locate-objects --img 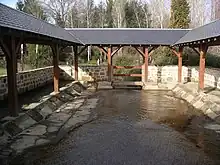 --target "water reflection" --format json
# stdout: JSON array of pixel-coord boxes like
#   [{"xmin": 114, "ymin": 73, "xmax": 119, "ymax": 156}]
[{"xmin": 95, "ymin": 89, "xmax": 220, "ymax": 160}]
